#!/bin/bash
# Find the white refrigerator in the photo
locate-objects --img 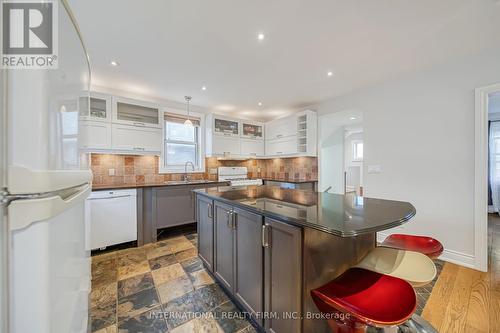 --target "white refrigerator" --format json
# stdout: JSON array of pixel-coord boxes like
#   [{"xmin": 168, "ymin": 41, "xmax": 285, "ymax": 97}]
[{"xmin": 0, "ymin": 1, "xmax": 92, "ymax": 333}]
